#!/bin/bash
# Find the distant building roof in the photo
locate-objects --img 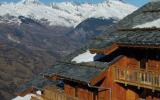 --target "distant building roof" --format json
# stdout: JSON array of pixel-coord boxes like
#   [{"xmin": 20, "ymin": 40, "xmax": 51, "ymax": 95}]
[
  {"xmin": 42, "ymin": 62, "xmax": 109, "ymax": 84},
  {"xmin": 16, "ymin": 75, "xmax": 58, "ymax": 95}
]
